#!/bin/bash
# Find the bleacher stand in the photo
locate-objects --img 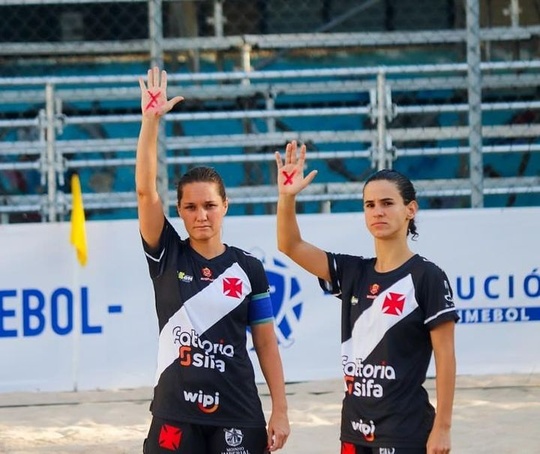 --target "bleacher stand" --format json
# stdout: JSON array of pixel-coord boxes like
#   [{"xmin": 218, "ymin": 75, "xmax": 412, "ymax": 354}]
[{"xmin": 1, "ymin": 0, "xmax": 539, "ymax": 223}]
